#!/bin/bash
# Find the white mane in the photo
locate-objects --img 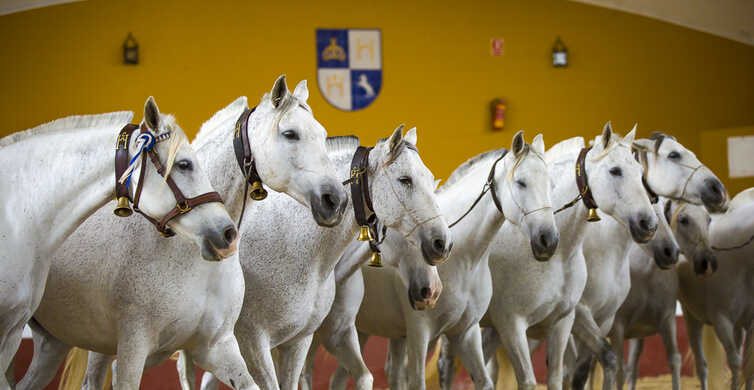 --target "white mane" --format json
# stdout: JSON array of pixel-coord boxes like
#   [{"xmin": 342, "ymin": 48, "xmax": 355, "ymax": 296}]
[
  {"xmin": 545, "ymin": 137, "xmax": 584, "ymax": 164},
  {"xmin": 0, "ymin": 111, "xmax": 134, "ymax": 149},
  {"xmin": 326, "ymin": 135, "xmax": 360, "ymax": 156},
  {"xmin": 195, "ymin": 96, "xmax": 248, "ymax": 142},
  {"xmin": 437, "ymin": 148, "xmax": 507, "ymax": 194}
]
